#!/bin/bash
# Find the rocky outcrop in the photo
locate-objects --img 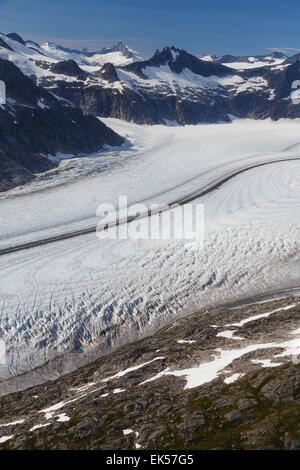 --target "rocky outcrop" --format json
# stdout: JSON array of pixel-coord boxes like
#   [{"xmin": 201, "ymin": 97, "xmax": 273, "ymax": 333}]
[
  {"xmin": 95, "ymin": 63, "xmax": 119, "ymax": 82},
  {"xmin": 50, "ymin": 60, "xmax": 88, "ymax": 80}
]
